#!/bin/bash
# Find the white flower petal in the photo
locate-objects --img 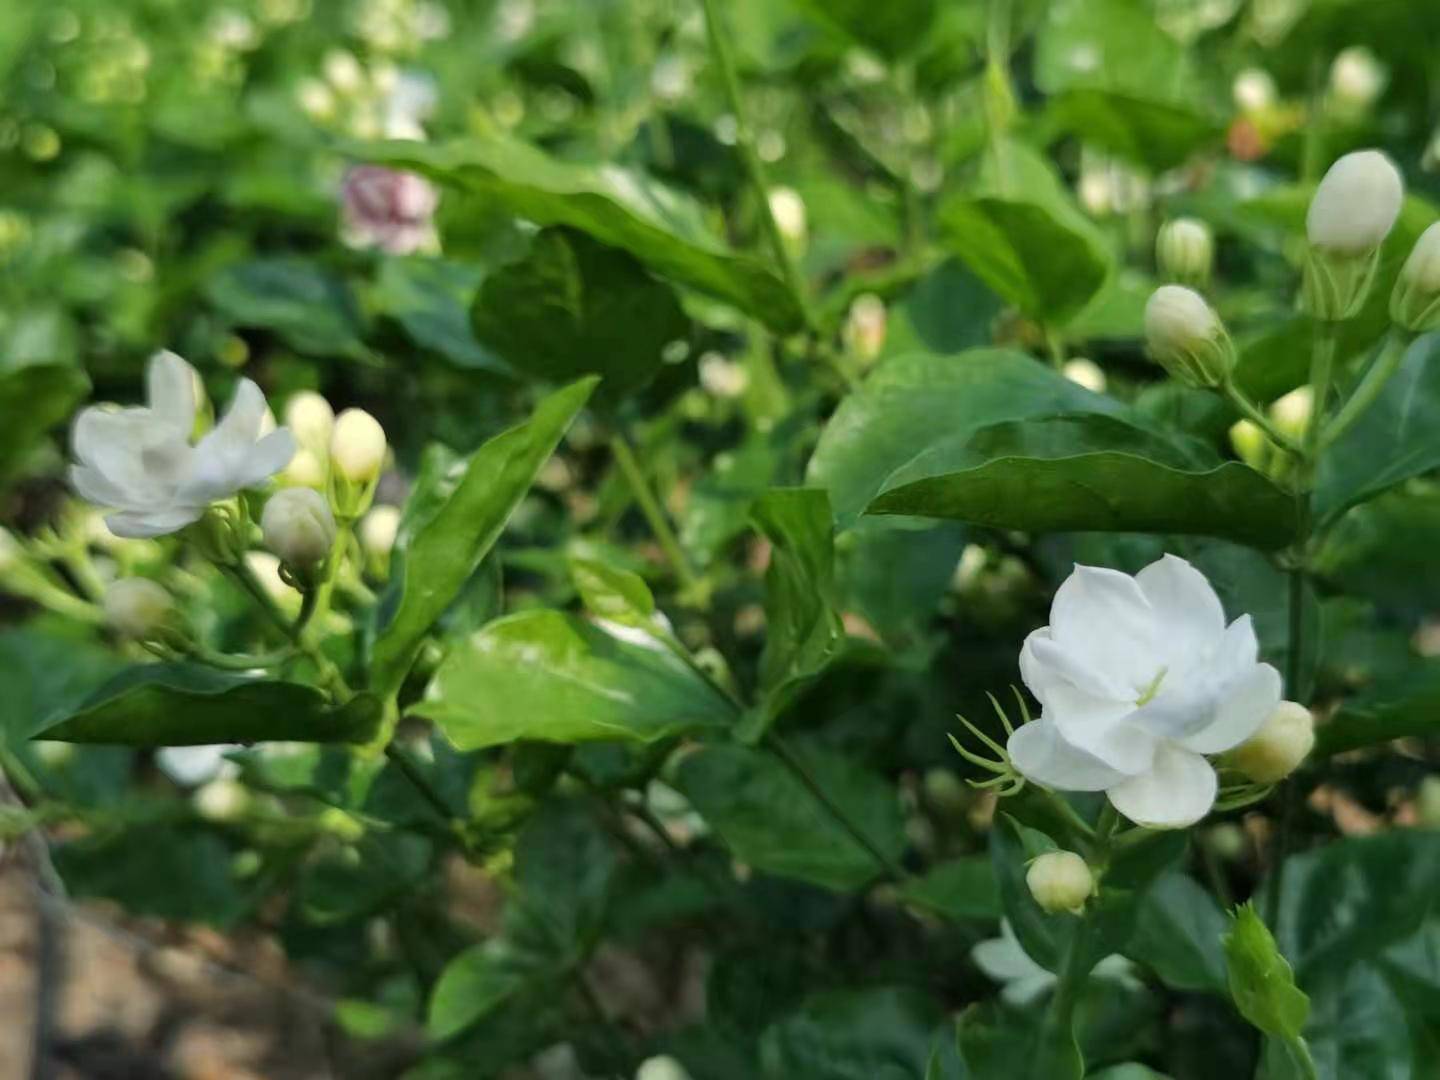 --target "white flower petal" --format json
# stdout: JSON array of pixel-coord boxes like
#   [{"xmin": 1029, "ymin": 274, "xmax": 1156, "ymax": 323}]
[
  {"xmin": 1022, "ymin": 630, "xmax": 1131, "ymax": 702},
  {"xmin": 236, "ymin": 428, "xmax": 298, "ymax": 488},
  {"xmin": 1179, "ymin": 662, "xmax": 1282, "ymax": 755},
  {"xmin": 213, "ymin": 379, "xmax": 268, "ymax": 446},
  {"xmin": 1001, "ymin": 974, "xmax": 1056, "ymax": 1007},
  {"xmin": 1049, "ymin": 564, "xmax": 1160, "ymax": 690},
  {"xmin": 70, "ymin": 463, "xmax": 136, "ymax": 510},
  {"xmin": 1041, "ymin": 681, "xmax": 1158, "ymax": 774},
  {"xmin": 105, "ymin": 505, "xmax": 206, "ymax": 539},
  {"xmin": 1135, "ymin": 554, "xmax": 1225, "ymax": 666},
  {"xmin": 146, "ymin": 350, "xmax": 198, "ymax": 439},
  {"xmin": 1106, "ymin": 744, "xmax": 1217, "ymax": 828},
  {"xmin": 1008, "ymin": 718, "xmax": 1131, "ymax": 791}
]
